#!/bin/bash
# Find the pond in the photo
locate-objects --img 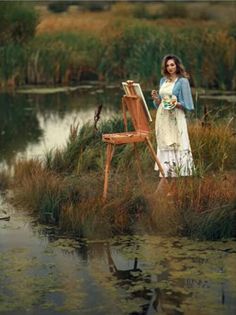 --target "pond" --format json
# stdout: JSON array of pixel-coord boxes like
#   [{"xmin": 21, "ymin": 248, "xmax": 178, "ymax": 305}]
[
  {"xmin": 0, "ymin": 84, "xmax": 235, "ymax": 168},
  {"xmin": 0, "ymin": 194, "xmax": 236, "ymax": 315}
]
